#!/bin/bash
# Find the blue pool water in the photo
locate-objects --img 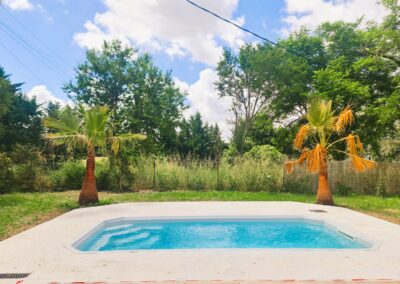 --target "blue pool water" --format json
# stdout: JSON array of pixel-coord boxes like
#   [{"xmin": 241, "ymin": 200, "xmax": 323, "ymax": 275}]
[{"xmin": 75, "ymin": 218, "xmax": 370, "ymax": 251}]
